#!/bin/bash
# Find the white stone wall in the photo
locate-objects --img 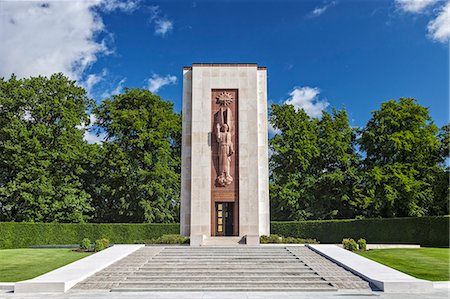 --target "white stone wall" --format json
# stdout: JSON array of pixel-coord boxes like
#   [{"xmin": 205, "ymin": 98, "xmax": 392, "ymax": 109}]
[
  {"xmin": 257, "ymin": 69, "xmax": 270, "ymax": 236},
  {"xmin": 180, "ymin": 69, "xmax": 192, "ymax": 236},
  {"xmin": 180, "ymin": 65, "xmax": 270, "ymax": 244}
]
